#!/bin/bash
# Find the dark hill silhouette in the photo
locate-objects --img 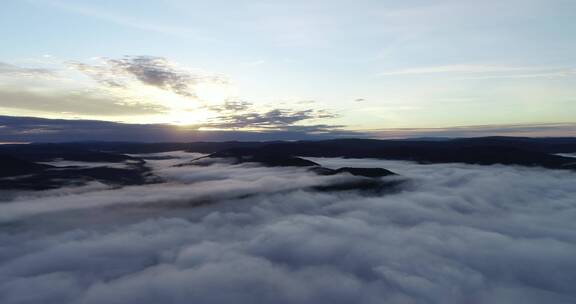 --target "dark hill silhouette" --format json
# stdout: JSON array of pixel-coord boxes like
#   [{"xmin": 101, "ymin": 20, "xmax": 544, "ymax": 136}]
[
  {"xmin": 310, "ymin": 166, "xmax": 396, "ymax": 178},
  {"xmin": 206, "ymin": 148, "xmax": 320, "ymax": 167},
  {"xmin": 1, "ymin": 137, "xmax": 575, "ymax": 190},
  {"xmin": 186, "ymin": 148, "xmax": 399, "ymax": 177},
  {"xmin": 0, "ymin": 154, "xmax": 52, "ymax": 178},
  {"xmin": 0, "ymin": 145, "xmax": 141, "ymax": 163},
  {"xmin": 255, "ymin": 138, "xmax": 576, "ymax": 170},
  {"xmin": 0, "ymin": 166, "xmax": 154, "ymax": 190},
  {"xmin": 0, "ymin": 150, "xmax": 154, "ymax": 190},
  {"xmin": 335, "ymin": 167, "xmax": 397, "ymax": 177},
  {"xmin": 192, "ymin": 148, "xmax": 404, "ymax": 194}
]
